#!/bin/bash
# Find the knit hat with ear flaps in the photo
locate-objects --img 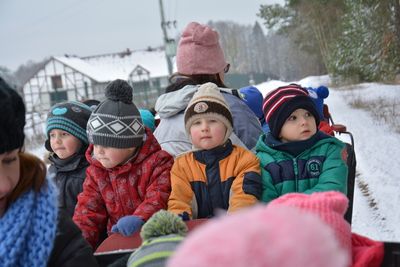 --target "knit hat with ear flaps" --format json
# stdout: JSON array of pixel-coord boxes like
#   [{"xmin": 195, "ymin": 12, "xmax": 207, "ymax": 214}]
[
  {"xmin": 269, "ymin": 191, "xmax": 352, "ymax": 260},
  {"xmin": 87, "ymin": 79, "xmax": 145, "ymax": 148},
  {"xmin": 45, "ymin": 101, "xmax": 92, "ymax": 152},
  {"xmin": 0, "ymin": 77, "xmax": 26, "ymax": 154},
  {"xmin": 177, "ymin": 22, "xmax": 228, "ymax": 75},
  {"xmin": 184, "ymin": 82, "xmax": 233, "ymax": 146},
  {"xmin": 262, "ymin": 84, "xmax": 320, "ymax": 139}
]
